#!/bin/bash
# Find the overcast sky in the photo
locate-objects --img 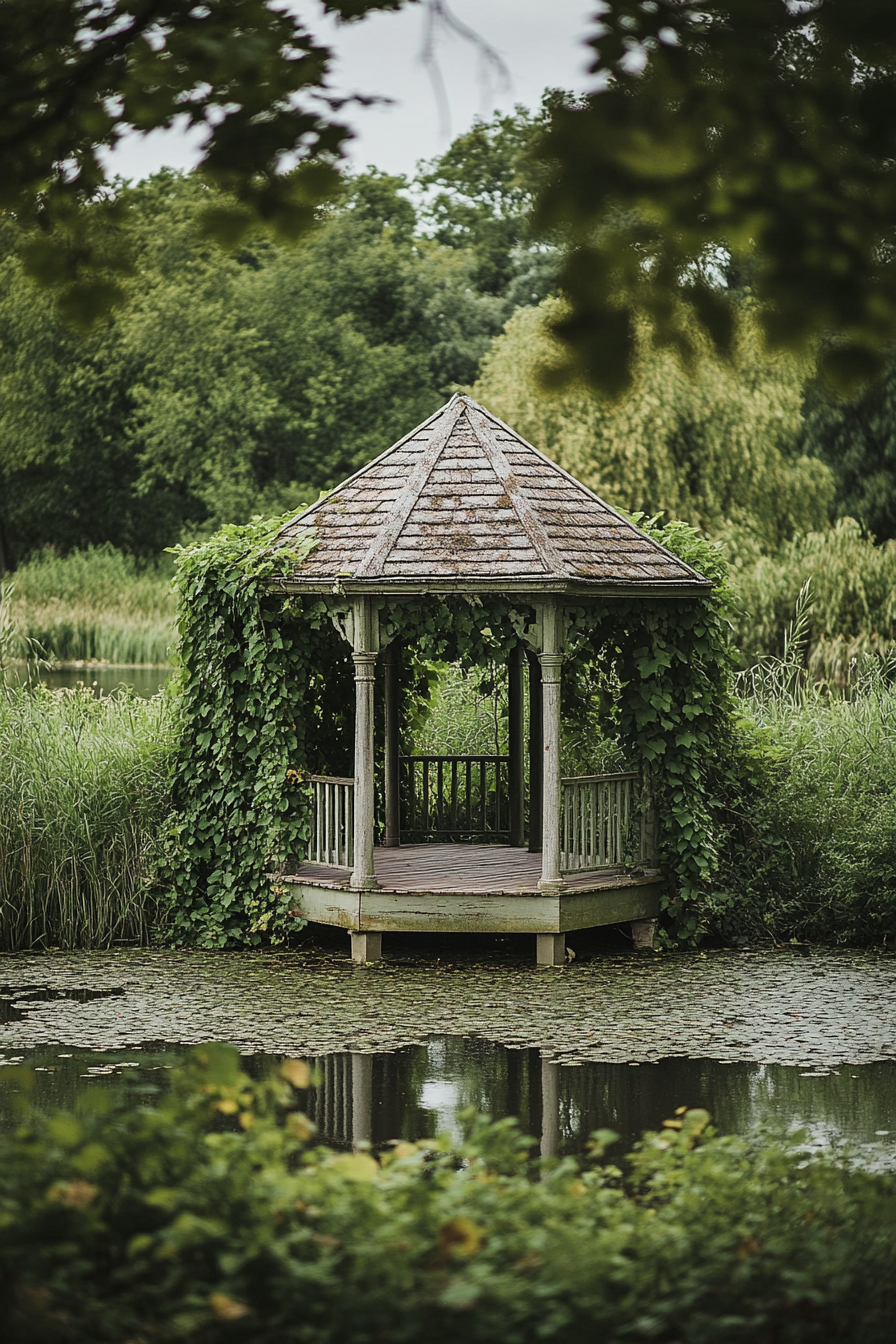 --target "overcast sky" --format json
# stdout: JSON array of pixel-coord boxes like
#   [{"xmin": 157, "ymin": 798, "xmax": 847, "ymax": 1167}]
[{"xmin": 102, "ymin": 0, "xmax": 599, "ymax": 184}]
